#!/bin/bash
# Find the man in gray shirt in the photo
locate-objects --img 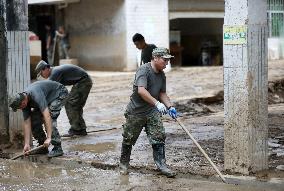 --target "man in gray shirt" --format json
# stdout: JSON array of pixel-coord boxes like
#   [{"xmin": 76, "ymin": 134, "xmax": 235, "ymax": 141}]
[
  {"xmin": 132, "ymin": 33, "xmax": 157, "ymax": 66},
  {"xmin": 9, "ymin": 80, "xmax": 68, "ymax": 157},
  {"xmin": 35, "ymin": 61, "xmax": 93, "ymax": 137},
  {"xmin": 119, "ymin": 47, "xmax": 178, "ymax": 177}
]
